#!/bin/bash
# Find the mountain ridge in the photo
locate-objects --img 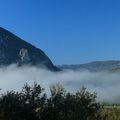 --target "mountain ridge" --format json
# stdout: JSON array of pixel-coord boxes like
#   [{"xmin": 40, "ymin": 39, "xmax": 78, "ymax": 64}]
[
  {"xmin": 58, "ymin": 60, "xmax": 120, "ymax": 72},
  {"xmin": 0, "ymin": 27, "xmax": 60, "ymax": 71}
]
